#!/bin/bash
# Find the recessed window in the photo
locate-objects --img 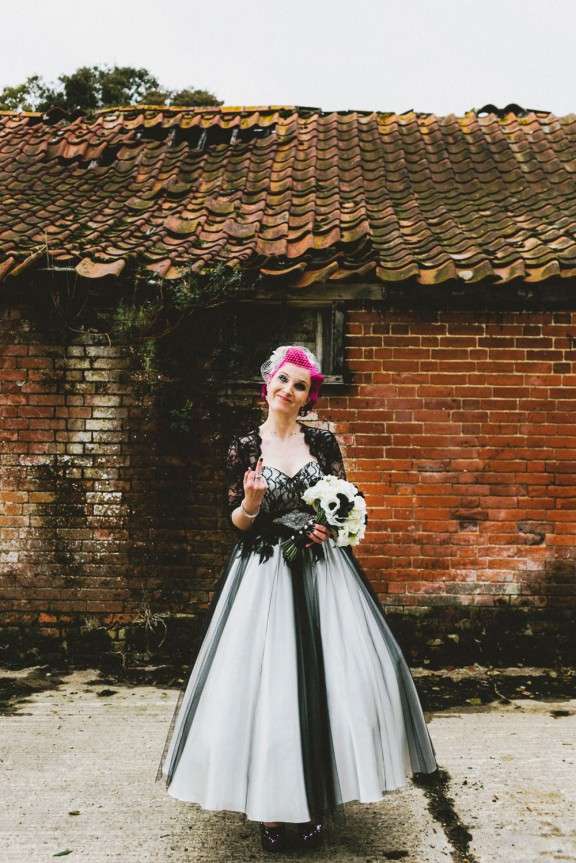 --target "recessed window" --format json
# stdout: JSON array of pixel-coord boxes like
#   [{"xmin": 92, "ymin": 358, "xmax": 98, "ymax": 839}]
[{"xmin": 217, "ymin": 303, "xmax": 345, "ymax": 385}]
